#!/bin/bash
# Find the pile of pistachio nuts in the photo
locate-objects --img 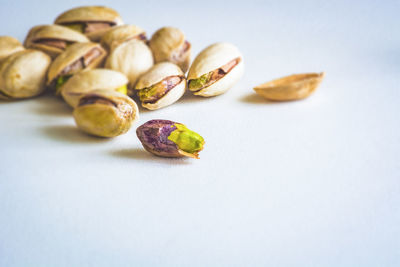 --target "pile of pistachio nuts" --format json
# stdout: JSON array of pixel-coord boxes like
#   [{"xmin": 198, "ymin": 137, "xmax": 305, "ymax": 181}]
[{"xmin": 0, "ymin": 6, "xmax": 324, "ymax": 159}]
